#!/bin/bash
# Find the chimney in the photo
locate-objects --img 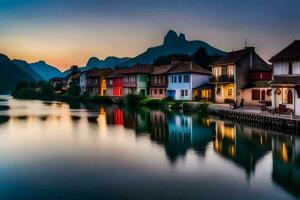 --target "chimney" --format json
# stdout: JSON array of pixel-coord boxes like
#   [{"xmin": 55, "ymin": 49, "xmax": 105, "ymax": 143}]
[{"xmin": 245, "ymin": 47, "xmax": 255, "ymax": 69}]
